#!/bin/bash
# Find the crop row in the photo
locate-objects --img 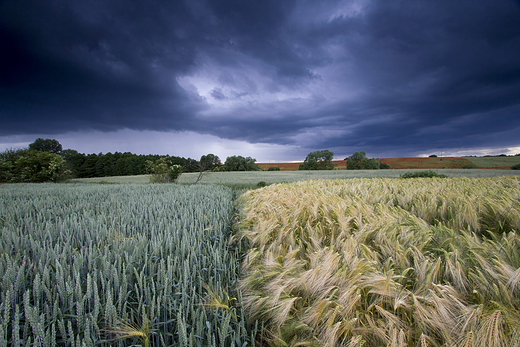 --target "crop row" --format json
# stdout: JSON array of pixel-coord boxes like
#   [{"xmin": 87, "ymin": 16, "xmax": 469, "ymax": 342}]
[{"xmin": 0, "ymin": 183, "xmax": 257, "ymax": 346}]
